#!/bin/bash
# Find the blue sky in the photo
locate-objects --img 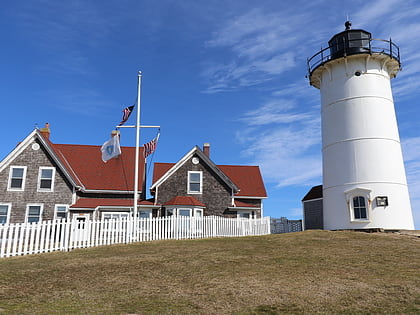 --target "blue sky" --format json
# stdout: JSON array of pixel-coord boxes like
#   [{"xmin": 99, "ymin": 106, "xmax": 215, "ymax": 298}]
[{"xmin": 1, "ymin": 0, "xmax": 419, "ymax": 228}]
